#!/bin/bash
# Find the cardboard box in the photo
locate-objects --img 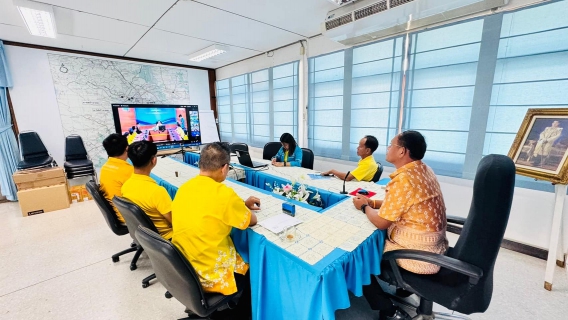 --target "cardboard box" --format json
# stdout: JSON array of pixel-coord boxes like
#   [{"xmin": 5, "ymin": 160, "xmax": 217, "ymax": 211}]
[
  {"xmin": 18, "ymin": 184, "xmax": 71, "ymax": 217},
  {"xmin": 68, "ymin": 184, "xmax": 92, "ymax": 203},
  {"xmin": 13, "ymin": 167, "xmax": 67, "ymax": 191},
  {"xmin": 69, "ymin": 185, "xmax": 83, "ymax": 203}
]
